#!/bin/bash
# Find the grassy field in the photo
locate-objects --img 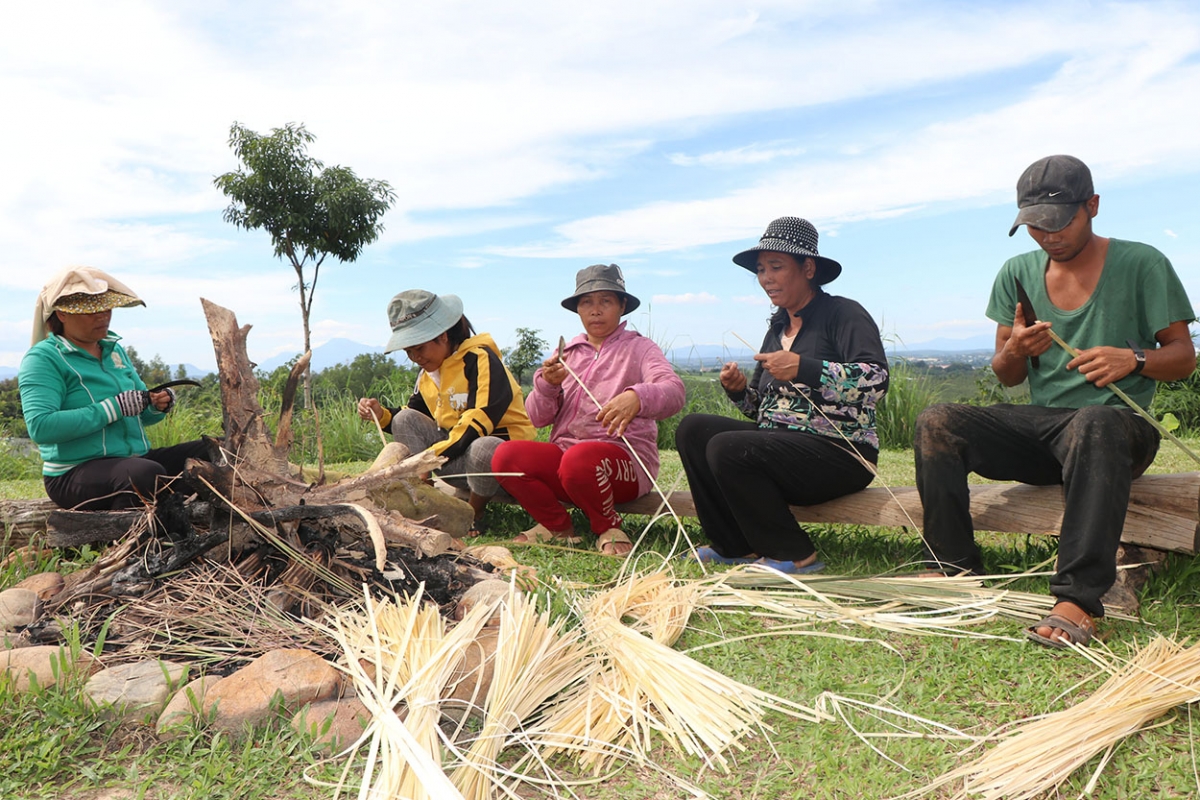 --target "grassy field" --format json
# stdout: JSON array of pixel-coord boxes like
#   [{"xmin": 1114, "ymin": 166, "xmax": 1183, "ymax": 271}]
[{"xmin": 3, "ymin": 441, "xmax": 1200, "ymax": 799}]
